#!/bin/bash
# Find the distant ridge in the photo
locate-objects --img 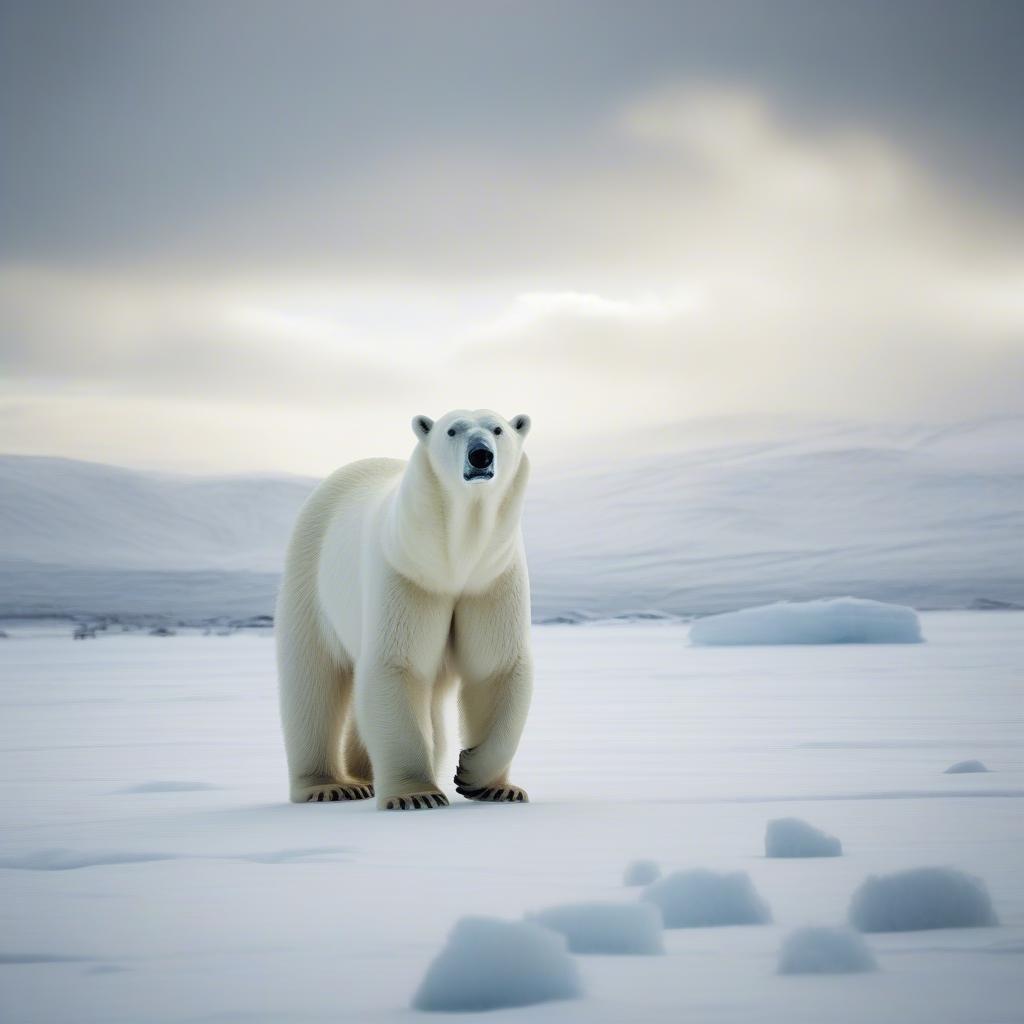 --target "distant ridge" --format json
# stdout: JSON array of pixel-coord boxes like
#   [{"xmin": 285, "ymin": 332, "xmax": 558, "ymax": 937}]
[{"xmin": 2, "ymin": 416, "xmax": 1022, "ymax": 620}]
